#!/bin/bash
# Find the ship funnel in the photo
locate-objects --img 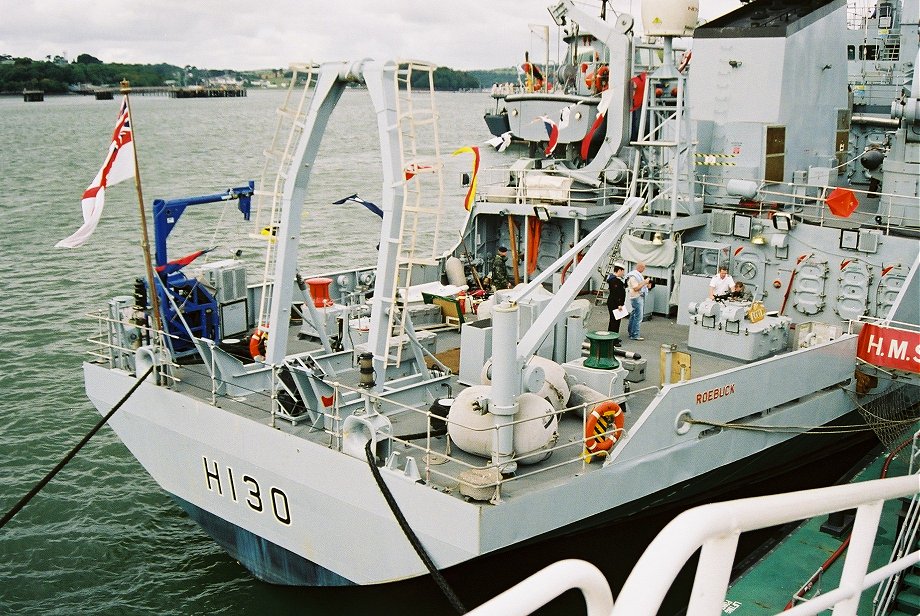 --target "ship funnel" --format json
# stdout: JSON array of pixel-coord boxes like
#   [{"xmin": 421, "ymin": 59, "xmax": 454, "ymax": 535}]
[{"xmin": 640, "ymin": 0, "xmax": 699, "ymax": 37}]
